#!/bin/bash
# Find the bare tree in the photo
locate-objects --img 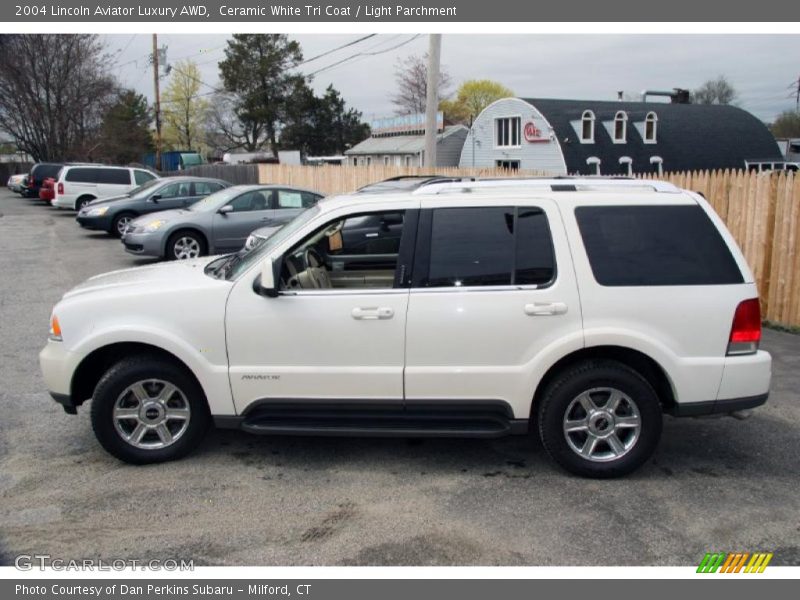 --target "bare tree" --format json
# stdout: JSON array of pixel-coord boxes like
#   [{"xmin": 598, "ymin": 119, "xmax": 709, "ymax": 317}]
[
  {"xmin": 390, "ymin": 53, "xmax": 451, "ymax": 115},
  {"xmin": 204, "ymin": 92, "xmax": 269, "ymax": 156},
  {"xmin": 693, "ymin": 76, "xmax": 738, "ymax": 105},
  {"xmin": 0, "ymin": 34, "xmax": 117, "ymax": 161}
]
